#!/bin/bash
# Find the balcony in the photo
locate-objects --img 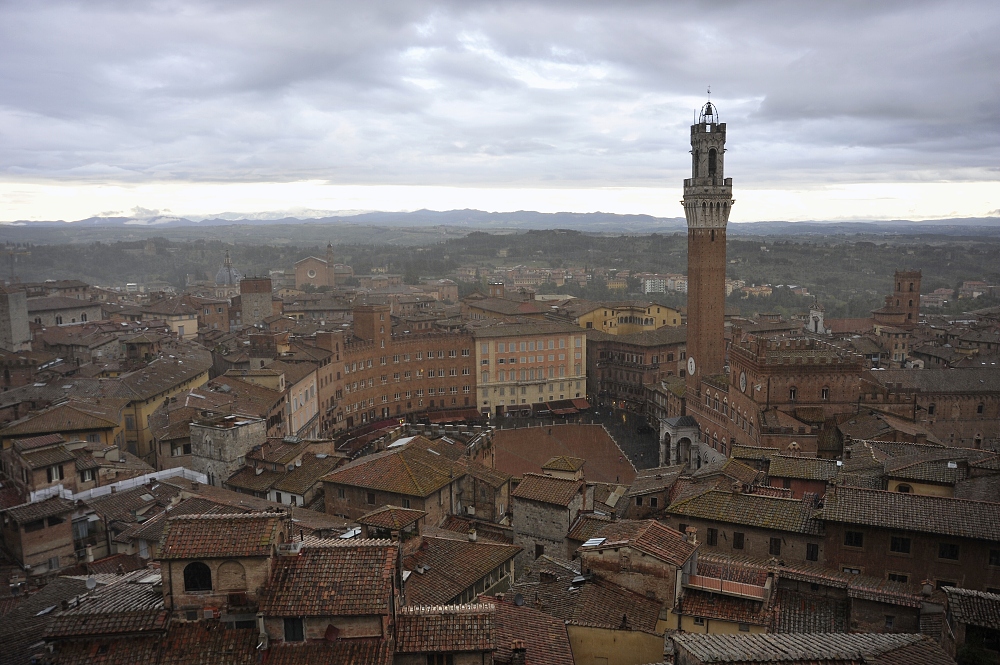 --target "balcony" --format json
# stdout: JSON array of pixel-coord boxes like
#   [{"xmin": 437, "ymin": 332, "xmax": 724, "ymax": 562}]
[{"xmin": 683, "ymin": 574, "xmax": 767, "ymax": 601}]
